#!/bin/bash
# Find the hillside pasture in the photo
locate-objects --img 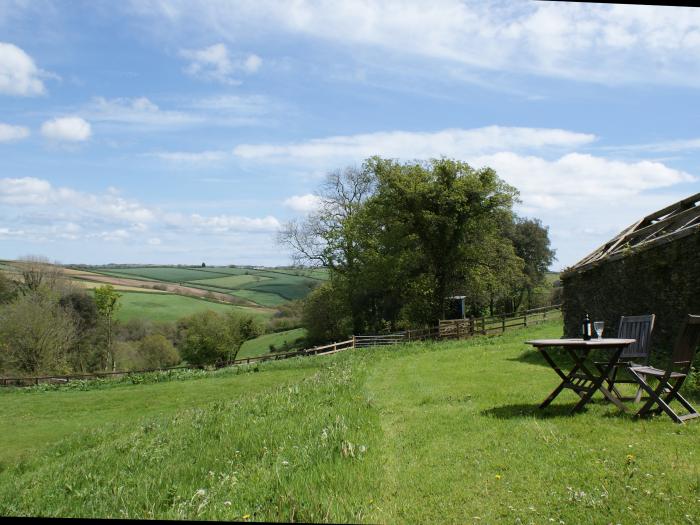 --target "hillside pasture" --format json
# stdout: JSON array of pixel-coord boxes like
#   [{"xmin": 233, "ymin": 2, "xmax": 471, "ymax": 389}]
[
  {"xmin": 91, "ymin": 267, "xmax": 227, "ymax": 283},
  {"xmin": 116, "ymin": 291, "xmax": 274, "ymax": 323},
  {"xmin": 238, "ymin": 328, "xmax": 308, "ymax": 359},
  {"xmin": 2, "ymin": 320, "xmax": 698, "ymax": 523},
  {"xmin": 86, "ymin": 266, "xmax": 325, "ymax": 307},
  {"xmin": 186, "ymin": 274, "xmax": 269, "ymax": 288}
]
